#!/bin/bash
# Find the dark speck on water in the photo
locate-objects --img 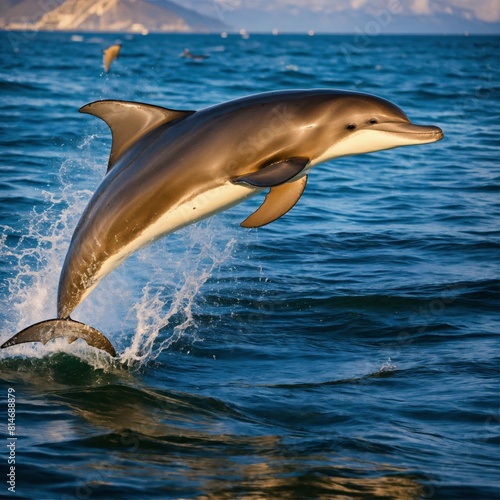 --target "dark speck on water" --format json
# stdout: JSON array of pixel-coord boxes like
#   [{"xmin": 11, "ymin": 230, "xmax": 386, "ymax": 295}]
[{"xmin": 0, "ymin": 32, "xmax": 499, "ymax": 499}]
